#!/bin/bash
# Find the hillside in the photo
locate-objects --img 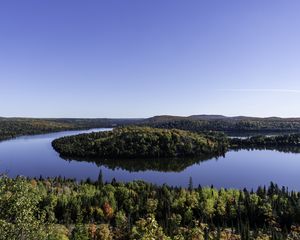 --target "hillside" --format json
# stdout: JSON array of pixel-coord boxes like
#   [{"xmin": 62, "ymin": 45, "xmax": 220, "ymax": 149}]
[
  {"xmin": 0, "ymin": 117, "xmax": 141, "ymax": 141},
  {"xmin": 230, "ymin": 133, "xmax": 300, "ymax": 150},
  {"xmin": 140, "ymin": 115, "xmax": 300, "ymax": 134},
  {"xmin": 3, "ymin": 114, "xmax": 300, "ymax": 142}
]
